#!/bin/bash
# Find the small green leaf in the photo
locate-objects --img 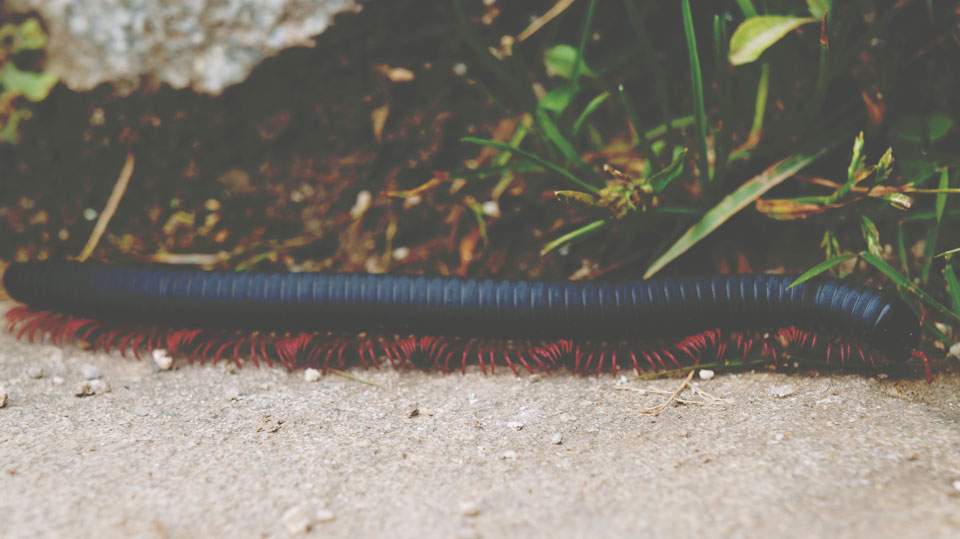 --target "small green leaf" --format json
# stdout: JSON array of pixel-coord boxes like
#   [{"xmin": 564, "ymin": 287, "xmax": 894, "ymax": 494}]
[
  {"xmin": 847, "ymin": 130, "xmax": 865, "ymax": 182},
  {"xmin": 0, "ymin": 63, "xmax": 59, "ymax": 102},
  {"xmin": 543, "ymin": 45, "xmax": 595, "ymax": 80},
  {"xmin": 787, "ymin": 253, "xmax": 857, "ymax": 289},
  {"xmin": 859, "ymin": 215, "xmax": 882, "ymax": 257},
  {"xmin": 806, "ymin": 0, "xmax": 832, "ymax": 19},
  {"xmin": 729, "ymin": 16, "xmax": 818, "ymax": 65},
  {"xmin": 875, "ymin": 147, "xmax": 894, "ymax": 184},
  {"xmin": 647, "ymin": 147, "xmax": 687, "ymax": 193},
  {"xmin": 927, "ymin": 114, "xmax": 954, "ymax": 142},
  {"xmin": 538, "ymin": 87, "xmax": 574, "ymax": 114},
  {"xmin": 889, "ymin": 114, "xmax": 926, "ymax": 143}
]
